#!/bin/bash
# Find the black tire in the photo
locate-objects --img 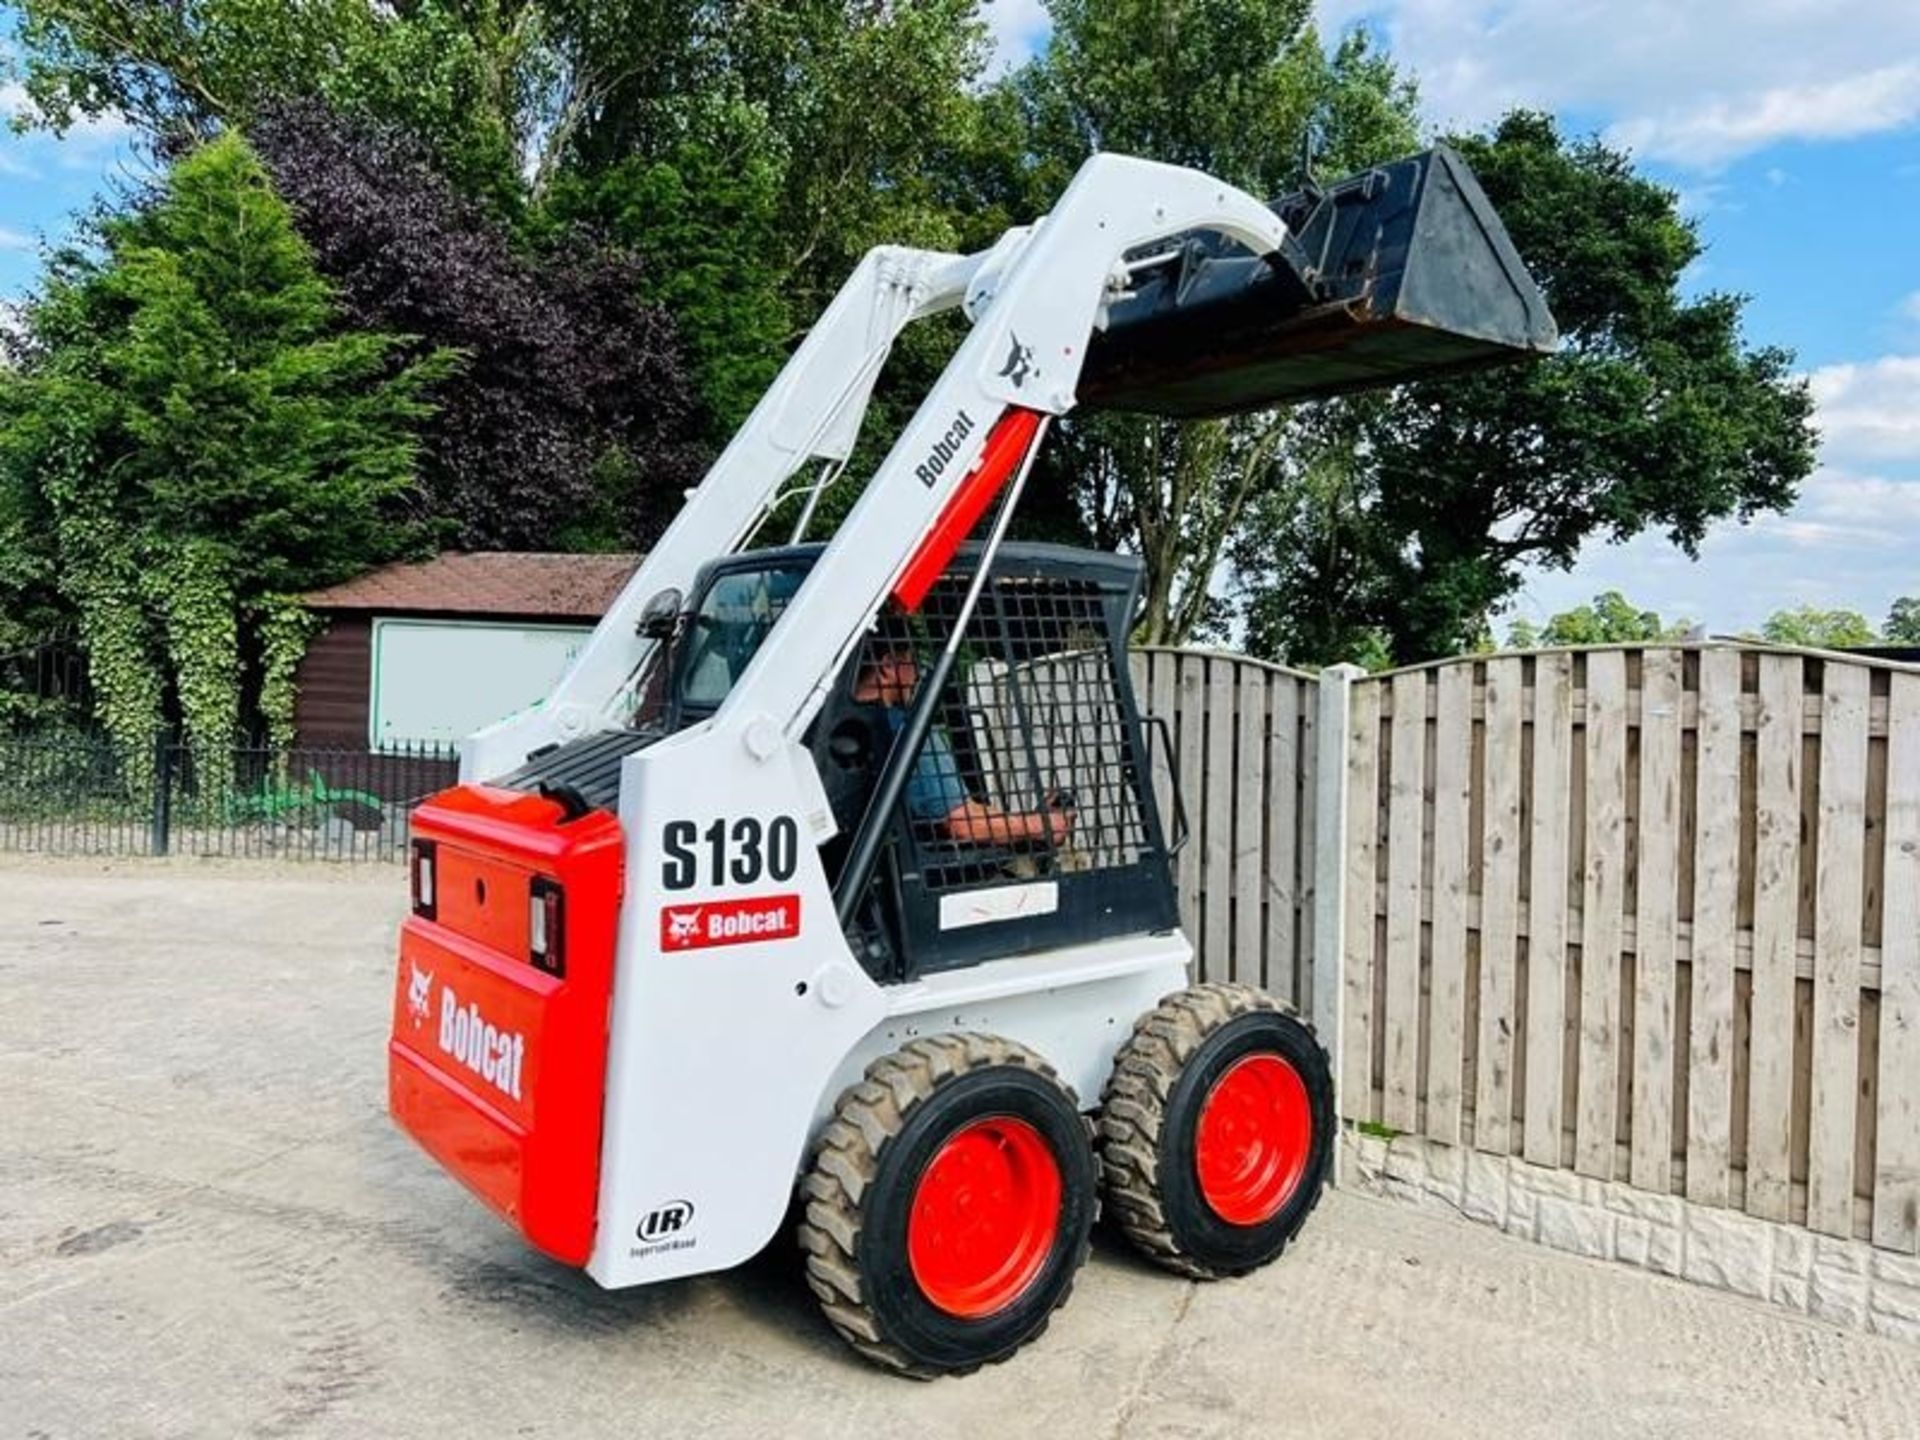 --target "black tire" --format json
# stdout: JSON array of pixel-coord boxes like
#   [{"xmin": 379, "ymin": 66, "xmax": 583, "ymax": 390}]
[
  {"xmin": 1099, "ymin": 983, "xmax": 1333, "ymax": 1279},
  {"xmin": 797, "ymin": 1033, "xmax": 1097, "ymax": 1378}
]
